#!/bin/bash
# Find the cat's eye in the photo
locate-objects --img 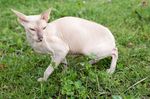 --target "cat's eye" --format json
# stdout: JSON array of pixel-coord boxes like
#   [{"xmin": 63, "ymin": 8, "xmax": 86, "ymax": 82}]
[
  {"xmin": 29, "ymin": 28, "xmax": 36, "ymax": 31},
  {"xmin": 43, "ymin": 26, "xmax": 46, "ymax": 30}
]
